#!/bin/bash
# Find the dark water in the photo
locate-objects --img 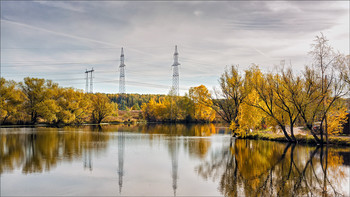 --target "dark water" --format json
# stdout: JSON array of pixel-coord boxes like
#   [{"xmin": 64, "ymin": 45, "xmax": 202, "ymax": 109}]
[{"xmin": 1, "ymin": 124, "xmax": 349, "ymax": 196}]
